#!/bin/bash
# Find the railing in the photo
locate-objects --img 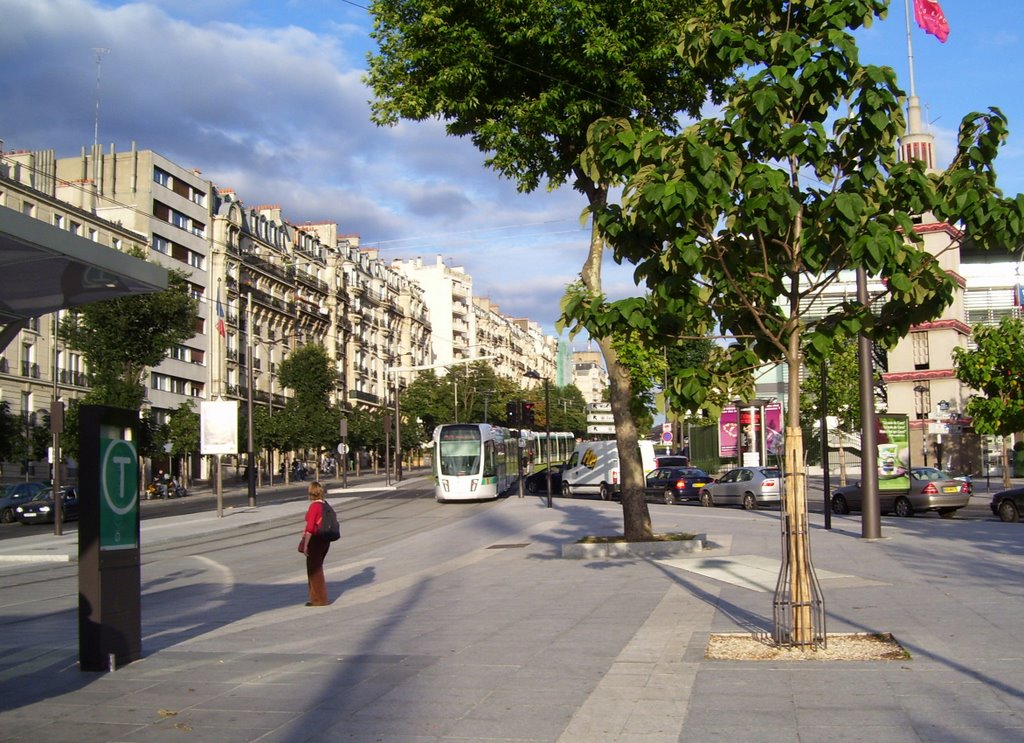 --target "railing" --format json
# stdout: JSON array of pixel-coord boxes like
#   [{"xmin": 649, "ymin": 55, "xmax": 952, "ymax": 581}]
[
  {"xmin": 59, "ymin": 369, "xmax": 88, "ymax": 387},
  {"xmin": 349, "ymin": 389, "xmax": 379, "ymax": 405},
  {"xmin": 21, "ymin": 362, "xmax": 40, "ymax": 379}
]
